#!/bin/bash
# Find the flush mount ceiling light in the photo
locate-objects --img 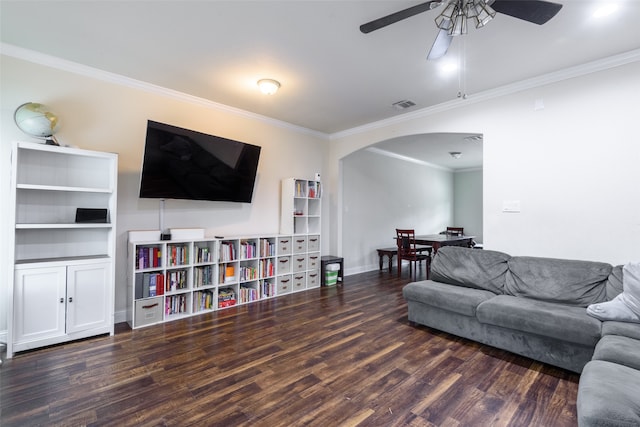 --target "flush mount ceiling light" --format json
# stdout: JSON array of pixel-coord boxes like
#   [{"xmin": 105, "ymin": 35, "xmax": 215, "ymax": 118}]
[
  {"xmin": 449, "ymin": 151, "xmax": 462, "ymax": 159},
  {"xmin": 257, "ymin": 79, "xmax": 281, "ymax": 95},
  {"xmin": 435, "ymin": 0, "xmax": 496, "ymax": 36}
]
